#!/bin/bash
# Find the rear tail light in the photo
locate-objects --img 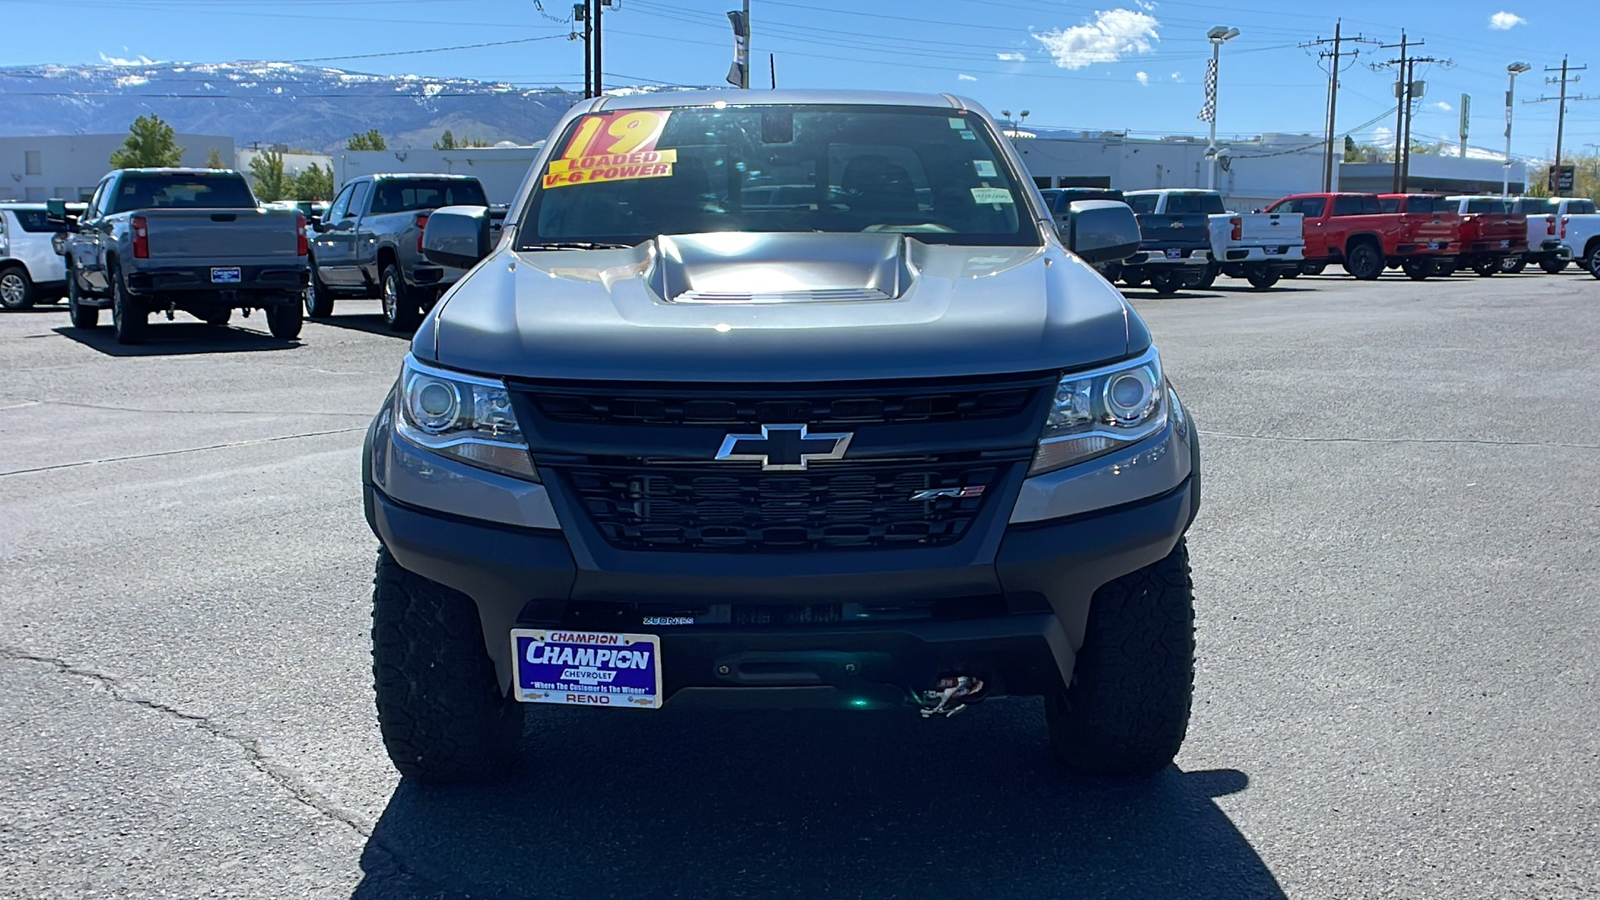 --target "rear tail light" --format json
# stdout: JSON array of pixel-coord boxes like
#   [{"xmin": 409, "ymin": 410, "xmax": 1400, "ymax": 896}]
[
  {"xmin": 131, "ymin": 216, "xmax": 148, "ymax": 258},
  {"xmin": 296, "ymin": 214, "xmax": 308, "ymax": 256},
  {"xmin": 1230, "ymin": 216, "xmax": 1241, "ymax": 240},
  {"xmin": 415, "ymin": 214, "xmax": 430, "ymax": 253},
  {"xmin": 1547, "ymin": 215, "xmax": 1557, "ymax": 236},
  {"xmin": 1562, "ymin": 216, "xmax": 1569, "ymax": 239}
]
